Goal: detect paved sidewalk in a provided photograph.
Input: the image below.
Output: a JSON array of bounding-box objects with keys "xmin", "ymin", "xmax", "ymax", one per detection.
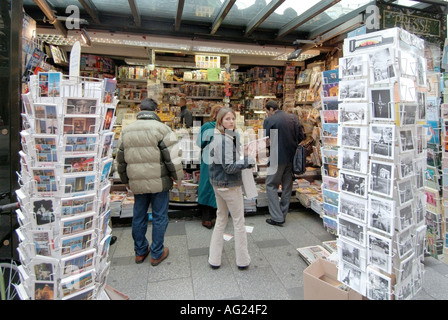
[{"xmin": 106, "ymin": 205, "xmax": 448, "ymax": 300}]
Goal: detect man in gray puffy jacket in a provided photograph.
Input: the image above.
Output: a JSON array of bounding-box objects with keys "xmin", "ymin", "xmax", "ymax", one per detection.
[{"xmin": 116, "ymin": 98, "xmax": 184, "ymax": 265}]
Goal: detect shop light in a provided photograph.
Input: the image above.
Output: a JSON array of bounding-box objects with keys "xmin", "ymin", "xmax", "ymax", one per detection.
[{"xmin": 80, "ymin": 28, "xmax": 91, "ymax": 46}]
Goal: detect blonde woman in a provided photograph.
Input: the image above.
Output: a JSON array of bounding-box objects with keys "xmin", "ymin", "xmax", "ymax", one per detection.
[{"xmin": 208, "ymin": 107, "xmax": 254, "ymax": 270}]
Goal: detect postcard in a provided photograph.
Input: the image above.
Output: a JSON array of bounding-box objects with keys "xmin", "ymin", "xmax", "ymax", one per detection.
[
  {"xmin": 338, "ymin": 148, "xmax": 368, "ymax": 174},
  {"xmin": 323, "ymin": 215, "xmax": 337, "ymax": 235},
  {"xmin": 397, "ymin": 177, "xmax": 414, "ymax": 206},
  {"xmin": 99, "ymin": 209, "xmax": 111, "ymax": 240},
  {"xmin": 323, "ymin": 202, "xmax": 338, "ymax": 218},
  {"xmin": 366, "ymin": 266, "xmax": 392, "ymax": 300},
  {"xmin": 399, "ymin": 103, "xmax": 417, "ymax": 126},
  {"xmin": 367, "ymin": 231, "xmax": 393, "ymax": 274},
  {"xmin": 339, "ymin": 192, "xmax": 367, "ymax": 223},
  {"xmin": 34, "ymin": 118, "xmax": 60, "ymax": 135},
  {"xmin": 61, "ymin": 194, "xmax": 96, "ymax": 217},
  {"xmin": 322, "ymin": 188, "xmax": 339, "ymax": 207},
  {"xmin": 338, "ymin": 102, "xmax": 368, "ymax": 125},
  {"xmin": 414, "ymin": 192, "xmax": 426, "ymax": 225},
  {"xmin": 369, "ymin": 124, "xmax": 396, "ymax": 160},
  {"xmin": 33, "ymin": 103, "xmax": 58, "ymax": 119},
  {"xmin": 399, "ymin": 49, "xmax": 417, "ymax": 77},
  {"xmin": 34, "ymin": 281, "xmax": 56, "ymax": 300},
  {"xmin": 395, "ymin": 225, "xmax": 414, "ymax": 259},
  {"xmin": 397, "ymin": 202, "xmax": 414, "ymax": 232},
  {"xmin": 62, "ymin": 174, "xmax": 97, "ymax": 195},
  {"xmin": 339, "ymin": 171, "xmax": 368, "ymax": 198},
  {"xmin": 338, "ymin": 215, "xmax": 366, "ymax": 247},
  {"xmin": 321, "ymin": 110, "xmax": 338, "ymax": 124},
  {"xmin": 99, "ymin": 158, "xmax": 113, "ymax": 184},
  {"xmin": 61, "ymin": 213, "xmax": 95, "ymax": 236},
  {"xmin": 61, "ymin": 270, "xmax": 94, "ymax": 298},
  {"xmin": 33, "ymin": 134, "xmax": 58, "ymax": 164},
  {"xmin": 416, "ymin": 91, "xmax": 426, "ymax": 120},
  {"xmin": 338, "ymin": 238, "xmax": 366, "ymax": 271},
  {"xmin": 368, "ymin": 194, "xmax": 395, "ymax": 236},
  {"xmin": 369, "ymin": 47, "xmax": 396, "ymax": 85},
  {"xmin": 98, "ymin": 182, "xmax": 111, "ymax": 215},
  {"xmin": 415, "ymin": 224, "xmax": 427, "ymax": 258},
  {"xmin": 103, "ymin": 78, "xmax": 117, "ymax": 104},
  {"xmin": 322, "ymin": 175, "xmax": 339, "ymax": 192},
  {"xmin": 61, "ymin": 248, "xmax": 95, "ymax": 278},
  {"xmin": 322, "ymin": 99, "xmax": 339, "ymax": 110},
  {"xmin": 65, "ymin": 97, "xmax": 99, "ymax": 115},
  {"xmin": 339, "ymin": 54, "xmax": 368, "ymax": 79},
  {"xmin": 32, "ymin": 167, "xmax": 58, "ymax": 194},
  {"xmin": 64, "ymin": 134, "xmax": 98, "ymax": 154},
  {"xmin": 323, "ymin": 163, "xmax": 338, "ymax": 178},
  {"xmin": 63, "ymin": 154, "xmax": 96, "ymax": 174},
  {"xmin": 60, "ymin": 230, "xmax": 94, "ymax": 257},
  {"xmin": 102, "ymin": 107, "xmax": 116, "ymax": 131},
  {"xmin": 100, "ymin": 132, "xmax": 115, "ymax": 158},
  {"xmin": 398, "ymin": 154, "xmax": 414, "ymax": 180},
  {"xmin": 38, "ymin": 72, "xmax": 61, "ymax": 97},
  {"xmin": 369, "ymin": 159, "xmax": 395, "ymax": 199},
  {"xmin": 63, "ymin": 116, "xmax": 99, "ymax": 134},
  {"xmin": 337, "ymin": 260, "xmax": 366, "ymax": 295},
  {"xmin": 338, "ymin": 79, "xmax": 368, "ymax": 101},
  {"xmin": 22, "ymin": 92, "xmax": 34, "ymax": 116},
  {"xmin": 416, "ymin": 55, "xmax": 426, "ymax": 86},
  {"xmin": 32, "ymin": 229, "xmax": 53, "ymax": 257},
  {"xmin": 339, "ymin": 125, "xmax": 368, "ymax": 149},
  {"xmin": 321, "ymin": 148, "xmax": 338, "ymax": 165},
  {"xmin": 370, "ymin": 87, "xmax": 396, "ymax": 121},
  {"xmin": 63, "ymin": 286, "xmax": 95, "ymax": 300},
  {"xmin": 398, "ymin": 127, "xmax": 415, "ymax": 153},
  {"xmin": 31, "ymin": 197, "xmax": 56, "ymax": 228},
  {"xmin": 425, "ymin": 187, "xmax": 441, "ymax": 213}
]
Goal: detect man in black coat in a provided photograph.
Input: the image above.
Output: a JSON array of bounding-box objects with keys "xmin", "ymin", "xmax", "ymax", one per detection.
[{"xmin": 263, "ymin": 100, "xmax": 304, "ymax": 226}]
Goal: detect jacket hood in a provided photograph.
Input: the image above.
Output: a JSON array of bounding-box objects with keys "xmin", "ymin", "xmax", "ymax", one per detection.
[{"xmin": 137, "ymin": 110, "xmax": 161, "ymax": 122}]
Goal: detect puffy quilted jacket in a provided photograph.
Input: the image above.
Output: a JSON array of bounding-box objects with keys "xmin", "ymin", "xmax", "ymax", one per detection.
[{"xmin": 116, "ymin": 111, "xmax": 184, "ymax": 194}]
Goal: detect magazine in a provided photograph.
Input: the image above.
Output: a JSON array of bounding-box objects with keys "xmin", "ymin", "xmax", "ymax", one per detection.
[{"xmin": 296, "ymin": 245, "xmax": 331, "ymax": 265}]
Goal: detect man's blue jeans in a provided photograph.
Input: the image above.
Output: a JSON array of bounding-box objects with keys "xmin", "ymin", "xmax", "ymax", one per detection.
[{"xmin": 132, "ymin": 191, "xmax": 169, "ymax": 260}]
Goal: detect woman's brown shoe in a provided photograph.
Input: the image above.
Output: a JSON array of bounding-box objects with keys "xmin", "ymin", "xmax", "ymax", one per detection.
[{"xmin": 202, "ymin": 221, "xmax": 213, "ymax": 229}]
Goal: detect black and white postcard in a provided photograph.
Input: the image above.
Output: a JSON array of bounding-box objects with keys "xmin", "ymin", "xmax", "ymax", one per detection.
[
  {"xmin": 338, "ymin": 260, "xmax": 366, "ymax": 295},
  {"xmin": 369, "ymin": 124, "xmax": 396, "ymax": 160},
  {"xmin": 65, "ymin": 97, "xmax": 99, "ymax": 115},
  {"xmin": 368, "ymin": 194, "xmax": 395, "ymax": 236},
  {"xmin": 338, "ymin": 103, "xmax": 368, "ymax": 125},
  {"xmin": 339, "ymin": 55, "xmax": 368, "ymax": 78},
  {"xmin": 338, "ymin": 148, "xmax": 368, "ymax": 174},
  {"xmin": 369, "ymin": 160, "xmax": 394, "ymax": 198},
  {"xmin": 339, "ymin": 125, "xmax": 368, "ymax": 149},
  {"xmin": 397, "ymin": 177, "xmax": 414, "ymax": 206},
  {"xmin": 338, "ymin": 79, "xmax": 367, "ymax": 101},
  {"xmin": 396, "ymin": 226, "xmax": 414, "ymax": 259},
  {"xmin": 399, "ymin": 50, "xmax": 417, "ymax": 77},
  {"xmin": 367, "ymin": 266, "xmax": 392, "ymax": 300},
  {"xmin": 398, "ymin": 154, "xmax": 414, "ymax": 180},
  {"xmin": 370, "ymin": 87, "xmax": 395, "ymax": 121},
  {"xmin": 414, "ymin": 192, "xmax": 425, "ymax": 225},
  {"xmin": 369, "ymin": 47, "xmax": 396, "ymax": 84},
  {"xmin": 397, "ymin": 252, "xmax": 414, "ymax": 285},
  {"xmin": 367, "ymin": 231, "xmax": 393, "ymax": 274},
  {"xmin": 338, "ymin": 238, "xmax": 366, "ymax": 271},
  {"xmin": 339, "ymin": 171, "xmax": 368, "ymax": 198},
  {"xmin": 31, "ymin": 198, "xmax": 55, "ymax": 227},
  {"xmin": 339, "ymin": 192, "xmax": 367, "ymax": 223},
  {"xmin": 338, "ymin": 215, "xmax": 366, "ymax": 247},
  {"xmin": 399, "ymin": 103, "xmax": 417, "ymax": 126},
  {"xmin": 398, "ymin": 127, "xmax": 415, "ymax": 154},
  {"xmin": 416, "ymin": 91, "xmax": 426, "ymax": 120},
  {"xmin": 415, "ymin": 224, "xmax": 427, "ymax": 258},
  {"xmin": 397, "ymin": 202, "xmax": 414, "ymax": 232}
]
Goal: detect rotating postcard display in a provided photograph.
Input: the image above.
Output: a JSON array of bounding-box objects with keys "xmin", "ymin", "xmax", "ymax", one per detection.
[
  {"xmin": 336, "ymin": 28, "xmax": 427, "ymax": 300},
  {"xmin": 16, "ymin": 71, "xmax": 118, "ymax": 300}
]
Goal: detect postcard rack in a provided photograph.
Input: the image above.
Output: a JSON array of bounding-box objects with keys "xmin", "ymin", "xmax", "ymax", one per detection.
[
  {"xmin": 330, "ymin": 27, "xmax": 430, "ymax": 300},
  {"xmin": 15, "ymin": 72, "xmax": 118, "ymax": 300}
]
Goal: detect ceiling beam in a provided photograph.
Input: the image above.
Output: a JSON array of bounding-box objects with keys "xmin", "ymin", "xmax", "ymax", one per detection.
[
  {"xmin": 245, "ymin": 0, "xmax": 285, "ymax": 37},
  {"xmin": 276, "ymin": 0, "xmax": 341, "ymax": 40},
  {"xmin": 175, "ymin": 0, "xmax": 185, "ymax": 31},
  {"xmin": 210, "ymin": 0, "xmax": 236, "ymax": 35},
  {"xmin": 33, "ymin": 0, "xmax": 67, "ymax": 37},
  {"xmin": 308, "ymin": 2, "xmax": 371, "ymax": 40},
  {"xmin": 78, "ymin": 0, "xmax": 100, "ymax": 24},
  {"xmin": 128, "ymin": 0, "xmax": 141, "ymax": 27}
]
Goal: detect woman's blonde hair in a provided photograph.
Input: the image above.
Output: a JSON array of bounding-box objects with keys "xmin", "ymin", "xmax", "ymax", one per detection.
[
  {"xmin": 209, "ymin": 104, "xmax": 224, "ymax": 121},
  {"xmin": 215, "ymin": 107, "xmax": 236, "ymax": 134}
]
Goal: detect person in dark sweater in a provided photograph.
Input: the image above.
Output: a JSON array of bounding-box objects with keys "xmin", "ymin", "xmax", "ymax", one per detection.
[
  {"xmin": 263, "ymin": 100, "xmax": 304, "ymax": 226},
  {"xmin": 178, "ymin": 95, "xmax": 193, "ymax": 128}
]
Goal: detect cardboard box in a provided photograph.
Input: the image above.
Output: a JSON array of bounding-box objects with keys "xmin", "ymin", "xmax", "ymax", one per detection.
[{"xmin": 303, "ymin": 258, "xmax": 364, "ymax": 300}]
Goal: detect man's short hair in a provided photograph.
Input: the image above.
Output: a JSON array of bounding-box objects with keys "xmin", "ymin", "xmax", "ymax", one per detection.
[
  {"xmin": 140, "ymin": 98, "xmax": 158, "ymax": 111},
  {"xmin": 265, "ymin": 100, "xmax": 278, "ymax": 111}
]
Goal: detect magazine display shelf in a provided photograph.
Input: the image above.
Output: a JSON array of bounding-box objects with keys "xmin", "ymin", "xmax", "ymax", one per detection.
[
  {"xmin": 334, "ymin": 28, "xmax": 428, "ymax": 300},
  {"xmin": 15, "ymin": 72, "xmax": 118, "ymax": 300}
]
